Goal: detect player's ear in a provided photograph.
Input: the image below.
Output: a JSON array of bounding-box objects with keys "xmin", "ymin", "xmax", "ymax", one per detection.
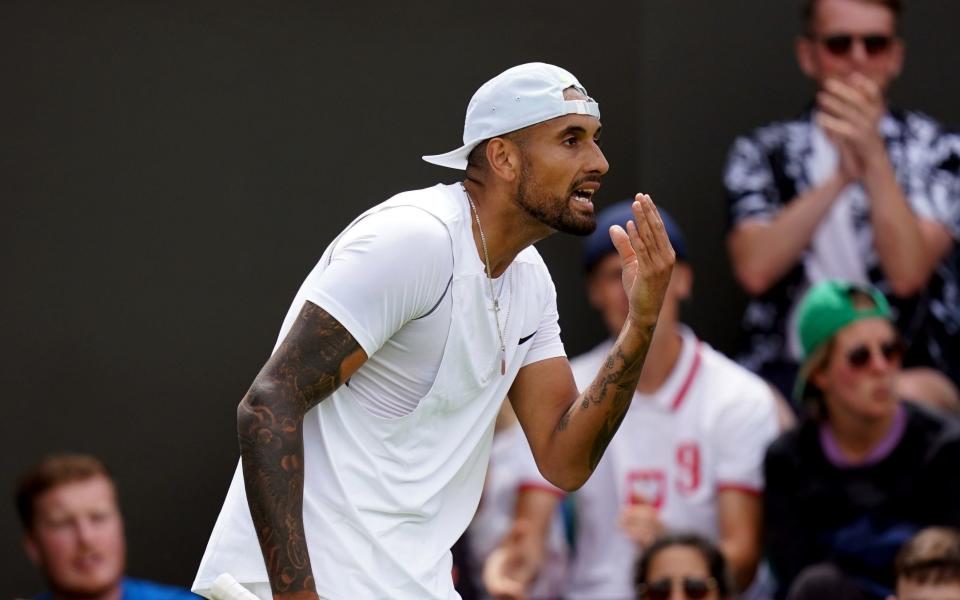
[{"xmin": 485, "ymin": 137, "xmax": 522, "ymax": 183}]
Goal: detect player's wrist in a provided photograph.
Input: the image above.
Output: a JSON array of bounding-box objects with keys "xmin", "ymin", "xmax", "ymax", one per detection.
[{"xmin": 623, "ymin": 311, "xmax": 660, "ymax": 345}]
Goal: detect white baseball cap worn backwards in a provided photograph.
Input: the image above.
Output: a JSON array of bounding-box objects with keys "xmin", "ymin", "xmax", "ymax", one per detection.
[{"xmin": 422, "ymin": 62, "xmax": 601, "ymax": 170}]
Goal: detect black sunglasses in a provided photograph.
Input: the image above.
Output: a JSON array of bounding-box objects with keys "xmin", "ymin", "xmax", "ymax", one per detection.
[
  {"xmin": 816, "ymin": 33, "xmax": 894, "ymax": 57},
  {"xmin": 638, "ymin": 576, "xmax": 717, "ymax": 600},
  {"xmin": 846, "ymin": 339, "xmax": 904, "ymax": 369}
]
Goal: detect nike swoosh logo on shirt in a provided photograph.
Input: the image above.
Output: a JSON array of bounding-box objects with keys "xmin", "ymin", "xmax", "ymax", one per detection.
[{"xmin": 518, "ymin": 331, "xmax": 537, "ymax": 345}]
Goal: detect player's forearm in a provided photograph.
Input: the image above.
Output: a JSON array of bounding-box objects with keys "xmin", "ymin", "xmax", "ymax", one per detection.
[
  {"xmin": 550, "ymin": 317, "xmax": 655, "ymax": 489},
  {"xmin": 862, "ymin": 155, "xmax": 934, "ymax": 295},
  {"xmin": 238, "ymin": 387, "xmax": 318, "ymax": 600},
  {"xmin": 729, "ymin": 175, "xmax": 846, "ymax": 295},
  {"xmin": 235, "ymin": 303, "xmax": 366, "ymax": 600}
]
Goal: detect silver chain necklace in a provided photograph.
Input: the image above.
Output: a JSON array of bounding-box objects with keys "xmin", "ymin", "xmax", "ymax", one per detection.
[{"xmin": 463, "ymin": 184, "xmax": 511, "ymax": 375}]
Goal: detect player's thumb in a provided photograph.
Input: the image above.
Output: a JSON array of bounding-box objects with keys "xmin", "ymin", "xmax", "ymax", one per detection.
[{"xmin": 609, "ymin": 225, "xmax": 635, "ymax": 261}]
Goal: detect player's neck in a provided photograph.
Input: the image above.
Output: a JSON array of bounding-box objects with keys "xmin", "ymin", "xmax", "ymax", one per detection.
[
  {"xmin": 636, "ymin": 322, "xmax": 682, "ymax": 394},
  {"xmin": 462, "ymin": 179, "xmax": 551, "ymax": 277}
]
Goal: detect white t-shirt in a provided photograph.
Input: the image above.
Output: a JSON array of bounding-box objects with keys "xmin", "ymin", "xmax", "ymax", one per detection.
[
  {"xmin": 285, "ymin": 205, "xmax": 557, "ymax": 419},
  {"xmin": 193, "ymin": 184, "xmax": 566, "ymax": 600},
  {"xmin": 562, "ymin": 327, "xmax": 779, "ymax": 600},
  {"xmin": 466, "ymin": 422, "xmax": 568, "ymax": 600}
]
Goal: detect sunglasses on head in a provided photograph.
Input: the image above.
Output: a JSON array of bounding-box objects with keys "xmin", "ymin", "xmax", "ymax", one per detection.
[
  {"xmin": 639, "ymin": 576, "xmax": 717, "ymax": 600},
  {"xmin": 816, "ymin": 33, "xmax": 894, "ymax": 57},
  {"xmin": 846, "ymin": 339, "xmax": 904, "ymax": 369}
]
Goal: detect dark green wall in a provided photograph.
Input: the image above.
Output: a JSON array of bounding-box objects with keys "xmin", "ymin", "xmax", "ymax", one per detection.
[{"xmin": 2, "ymin": 1, "xmax": 958, "ymax": 596}]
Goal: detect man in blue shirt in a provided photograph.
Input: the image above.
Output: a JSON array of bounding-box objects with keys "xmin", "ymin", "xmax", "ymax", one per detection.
[{"xmin": 16, "ymin": 453, "xmax": 197, "ymax": 600}]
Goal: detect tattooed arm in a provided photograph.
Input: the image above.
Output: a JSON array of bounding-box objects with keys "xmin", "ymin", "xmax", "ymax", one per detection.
[
  {"xmin": 509, "ymin": 195, "xmax": 674, "ymax": 491},
  {"xmin": 237, "ymin": 301, "xmax": 367, "ymax": 600}
]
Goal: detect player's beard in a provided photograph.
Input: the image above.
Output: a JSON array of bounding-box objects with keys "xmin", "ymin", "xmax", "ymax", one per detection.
[{"xmin": 515, "ymin": 162, "xmax": 598, "ymax": 236}]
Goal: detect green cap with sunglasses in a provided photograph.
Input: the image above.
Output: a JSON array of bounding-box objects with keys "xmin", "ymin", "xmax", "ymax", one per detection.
[{"xmin": 793, "ymin": 280, "xmax": 892, "ymax": 402}]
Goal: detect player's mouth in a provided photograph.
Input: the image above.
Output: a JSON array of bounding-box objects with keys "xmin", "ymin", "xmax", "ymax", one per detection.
[{"xmin": 571, "ymin": 183, "xmax": 600, "ymax": 210}]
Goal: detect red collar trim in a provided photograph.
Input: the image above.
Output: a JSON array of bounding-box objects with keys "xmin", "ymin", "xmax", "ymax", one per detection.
[{"xmin": 670, "ymin": 340, "xmax": 703, "ymax": 412}]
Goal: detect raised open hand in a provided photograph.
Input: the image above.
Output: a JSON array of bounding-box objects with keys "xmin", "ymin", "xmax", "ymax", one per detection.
[{"xmin": 608, "ymin": 194, "xmax": 676, "ymax": 331}]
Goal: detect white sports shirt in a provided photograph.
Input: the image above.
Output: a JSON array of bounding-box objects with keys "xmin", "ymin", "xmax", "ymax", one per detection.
[
  {"xmin": 193, "ymin": 184, "xmax": 565, "ymax": 600},
  {"xmin": 561, "ymin": 326, "xmax": 779, "ymax": 600}
]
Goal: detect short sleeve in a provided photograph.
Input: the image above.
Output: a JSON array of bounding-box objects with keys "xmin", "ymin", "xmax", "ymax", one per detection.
[
  {"xmin": 924, "ymin": 131, "xmax": 960, "ymax": 240},
  {"xmin": 713, "ymin": 378, "xmax": 780, "ymax": 492},
  {"xmin": 723, "ymin": 135, "xmax": 782, "ymax": 230},
  {"xmin": 520, "ymin": 276, "xmax": 566, "ymax": 367},
  {"xmin": 302, "ymin": 206, "xmax": 452, "ymax": 357}
]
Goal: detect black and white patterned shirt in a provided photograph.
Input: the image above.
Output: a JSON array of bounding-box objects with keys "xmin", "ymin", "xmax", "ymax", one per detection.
[{"xmin": 724, "ymin": 107, "xmax": 960, "ymax": 387}]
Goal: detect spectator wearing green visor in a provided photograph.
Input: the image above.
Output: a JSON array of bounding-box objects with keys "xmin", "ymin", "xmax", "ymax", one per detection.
[{"xmin": 762, "ymin": 280, "xmax": 960, "ymax": 600}]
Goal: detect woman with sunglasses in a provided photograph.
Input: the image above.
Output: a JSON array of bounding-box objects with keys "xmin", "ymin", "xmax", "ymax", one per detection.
[
  {"xmin": 763, "ymin": 280, "xmax": 960, "ymax": 600},
  {"xmin": 635, "ymin": 533, "xmax": 733, "ymax": 600}
]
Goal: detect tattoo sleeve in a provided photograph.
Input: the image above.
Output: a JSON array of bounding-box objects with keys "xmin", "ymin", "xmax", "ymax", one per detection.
[
  {"xmin": 556, "ymin": 321, "xmax": 656, "ymax": 472},
  {"xmin": 237, "ymin": 301, "xmax": 364, "ymax": 598}
]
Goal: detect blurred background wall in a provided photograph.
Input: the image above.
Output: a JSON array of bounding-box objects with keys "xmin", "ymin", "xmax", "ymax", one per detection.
[{"xmin": 2, "ymin": 1, "xmax": 958, "ymax": 595}]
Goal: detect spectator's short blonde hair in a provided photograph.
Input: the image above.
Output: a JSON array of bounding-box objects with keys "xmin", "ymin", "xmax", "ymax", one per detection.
[{"xmin": 15, "ymin": 453, "xmax": 114, "ymax": 530}]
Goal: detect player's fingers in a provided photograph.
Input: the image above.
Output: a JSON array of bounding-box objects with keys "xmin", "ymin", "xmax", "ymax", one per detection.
[
  {"xmin": 610, "ymin": 224, "xmax": 638, "ymax": 264},
  {"xmin": 641, "ymin": 196, "xmax": 674, "ymax": 263},
  {"xmin": 627, "ymin": 219, "xmax": 653, "ymax": 271},
  {"xmin": 610, "ymin": 221, "xmax": 637, "ymax": 274},
  {"xmin": 629, "ymin": 199, "xmax": 656, "ymax": 266},
  {"xmin": 634, "ymin": 196, "xmax": 660, "ymax": 248}
]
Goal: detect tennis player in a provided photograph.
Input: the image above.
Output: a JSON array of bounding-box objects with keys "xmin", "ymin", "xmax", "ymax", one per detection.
[{"xmin": 193, "ymin": 62, "xmax": 675, "ymax": 600}]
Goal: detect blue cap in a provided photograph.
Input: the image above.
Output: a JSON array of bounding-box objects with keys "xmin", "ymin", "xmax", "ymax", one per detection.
[{"xmin": 583, "ymin": 200, "xmax": 688, "ymax": 271}]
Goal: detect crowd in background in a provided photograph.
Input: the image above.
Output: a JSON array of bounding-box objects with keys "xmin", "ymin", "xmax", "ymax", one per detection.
[
  {"xmin": 458, "ymin": 0, "xmax": 960, "ymax": 599},
  {"xmin": 13, "ymin": 0, "xmax": 960, "ymax": 599}
]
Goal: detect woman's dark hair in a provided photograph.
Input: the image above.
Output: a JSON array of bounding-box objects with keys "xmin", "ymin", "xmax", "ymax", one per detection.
[{"xmin": 635, "ymin": 532, "xmax": 733, "ymax": 598}]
